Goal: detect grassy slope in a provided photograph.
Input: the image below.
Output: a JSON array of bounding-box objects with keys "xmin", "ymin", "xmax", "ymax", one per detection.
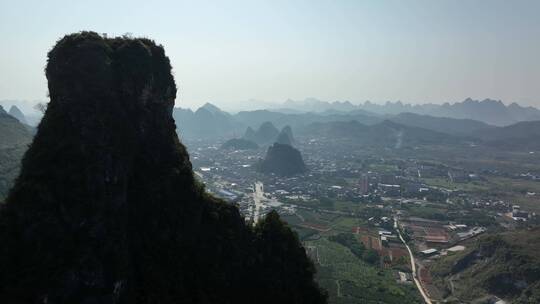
[
  {"xmin": 430, "ymin": 228, "xmax": 540, "ymax": 303},
  {"xmin": 306, "ymin": 238, "xmax": 421, "ymax": 304}
]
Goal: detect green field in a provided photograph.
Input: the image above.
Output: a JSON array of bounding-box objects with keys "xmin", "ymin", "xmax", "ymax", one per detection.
[
  {"xmin": 421, "ymin": 177, "xmax": 489, "ymax": 192},
  {"xmin": 421, "ymin": 174, "xmax": 540, "ymax": 213},
  {"xmin": 306, "ymin": 238, "xmax": 421, "ymax": 304},
  {"xmin": 283, "ymin": 207, "xmax": 421, "ymax": 303},
  {"xmin": 330, "ymin": 216, "xmax": 362, "ymax": 233},
  {"xmin": 369, "ymin": 163, "xmax": 398, "ymax": 173}
]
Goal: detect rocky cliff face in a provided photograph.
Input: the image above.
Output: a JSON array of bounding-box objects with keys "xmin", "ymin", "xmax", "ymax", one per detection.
[{"xmin": 0, "ymin": 32, "xmax": 325, "ymax": 304}]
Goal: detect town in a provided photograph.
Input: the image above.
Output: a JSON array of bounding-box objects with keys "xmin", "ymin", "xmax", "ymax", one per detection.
[{"xmin": 185, "ymin": 133, "xmax": 539, "ymax": 303}]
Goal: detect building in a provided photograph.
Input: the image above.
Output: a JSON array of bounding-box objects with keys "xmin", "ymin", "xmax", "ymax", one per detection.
[
  {"xmin": 420, "ymin": 248, "xmax": 438, "ymax": 257},
  {"xmin": 397, "ymin": 271, "xmax": 412, "ymax": 283},
  {"xmin": 512, "ymin": 205, "xmax": 529, "ymax": 220},
  {"xmin": 359, "ymin": 174, "xmax": 369, "ymax": 194}
]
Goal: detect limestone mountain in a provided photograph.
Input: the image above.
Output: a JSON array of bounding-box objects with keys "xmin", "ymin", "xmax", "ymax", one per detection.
[
  {"xmin": 275, "ymin": 131, "xmax": 292, "ymax": 146},
  {"xmin": 0, "ymin": 107, "xmax": 32, "ymax": 199},
  {"xmin": 0, "ymin": 107, "xmax": 32, "ymax": 148},
  {"xmin": 243, "ymin": 126, "xmax": 257, "ymax": 142},
  {"xmin": 8, "ymin": 105, "xmax": 27, "ymax": 125},
  {"xmin": 275, "ymin": 125, "xmax": 294, "ymax": 146},
  {"xmin": 173, "ymin": 103, "xmax": 242, "ymax": 139},
  {"xmin": 281, "ymin": 125, "xmax": 294, "ymax": 140},
  {"xmin": 243, "ymin": 121, "xmax": 280, "ymax": 145},
  {"xmin": 235, "ymin": 110, "xmax": 381, "ymax": 131},
  {"xmin": 257, "ymin": 143, "xmax": 307, "ymax": 176},
  {"xmin": 427, "ymin": 98, "xmax": 521, "ymax": 126},
  {"xmin": 0, "ymin": 32, "xmax": 326, "ymax": 304}
]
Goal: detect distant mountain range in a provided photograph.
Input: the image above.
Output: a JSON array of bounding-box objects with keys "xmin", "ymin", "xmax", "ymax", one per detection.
[
  {"xmin": 174, "ymin": 103, "xmax": 381, "ymax": 140},
  {"xmin": 300, "ymin": 117, "xmax": 540, "ymax": 150},
  {"xmin": 300, "ymin": 120, "xmax": 463, "ymax": 148},
  {"xmin": 263, "ymin": 98, "xmax": 540, "ymax": 126},
  {"xmin": 5, "ymin": 97, "xmax": 540, "ymax": 129},
  {"xmin": 173, "ymin": 103, "xmax": 244, "ymax": 139},
  {"xmin": 471, "ymin": 120, "xmax": 540, "ymax": 150},
  {"xmin": 174, "ymin": 101, "xmax": 540, "ymax": 150},
  {"xmin": 4, "ymin": 98, "xmax": 540, "ymax": 153}
]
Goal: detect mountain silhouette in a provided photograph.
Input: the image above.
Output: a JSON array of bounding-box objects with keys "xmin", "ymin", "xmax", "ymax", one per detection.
[
  {"xmin": 0, "ymin": 32, "xmax": 326, "ymax": 304},
  {"xmin": 8, "ymin": 105, "xmax": 27, "ymax": 125},
  {"xmin": 243, "ymin": 121, "xmax": 280, "ymax": 145}
]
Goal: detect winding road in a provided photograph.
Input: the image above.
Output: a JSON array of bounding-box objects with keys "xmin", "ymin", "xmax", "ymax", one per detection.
[{"xmin": 395, "ymin": 218, "xmax": 433, "ymax": 304}]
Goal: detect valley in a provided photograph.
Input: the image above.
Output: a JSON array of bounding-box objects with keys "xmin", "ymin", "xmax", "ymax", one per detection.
[
  {"xmin": 179, "ymin": 105, "xmax": 540, "ymax": 303},
  {"xmin": 2, "ymin": 99, "xmax": 540, "ymax": 303}
]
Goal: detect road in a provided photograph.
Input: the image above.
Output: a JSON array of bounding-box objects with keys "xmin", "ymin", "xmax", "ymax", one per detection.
[
  {"xmin": 395, "ymin": 218, "xmax": 433, "ymax": 304},
  {"xmin": 253, "ymin": 182, "xmax": 264, "ymax": 222}
]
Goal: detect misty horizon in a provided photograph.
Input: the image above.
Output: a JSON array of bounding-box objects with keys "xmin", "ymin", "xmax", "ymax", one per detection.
[
  {"xmin": 2, "ymin": 96, "xmax": 539, "ymax": 115},
  {"xmin": 2, "ymin": 0, "xmax": 540, "ymax": 109}
]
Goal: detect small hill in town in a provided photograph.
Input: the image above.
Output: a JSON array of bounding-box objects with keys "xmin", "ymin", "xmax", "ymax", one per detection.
[
  {"xmin": 257, "ymin": 143, "xmax": 307, "ymax": 176},
  {"xmin": 221, "ymin": 138, "xmax": 259, "ymax": 150}
]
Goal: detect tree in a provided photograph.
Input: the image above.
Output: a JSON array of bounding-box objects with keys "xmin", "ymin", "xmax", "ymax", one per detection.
[
  {"xmin": 253, "ymin": 211, "xmax": 328, "ymax": 304},
  {"xmin": 362, "ymin": 249, "xmax": 380, "ymax": 265}
]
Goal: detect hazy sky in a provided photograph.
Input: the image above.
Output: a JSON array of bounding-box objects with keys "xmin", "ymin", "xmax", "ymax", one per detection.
[{"xmin": 1, "ymin": 0, "xmax": 539, "ymax": 110}]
